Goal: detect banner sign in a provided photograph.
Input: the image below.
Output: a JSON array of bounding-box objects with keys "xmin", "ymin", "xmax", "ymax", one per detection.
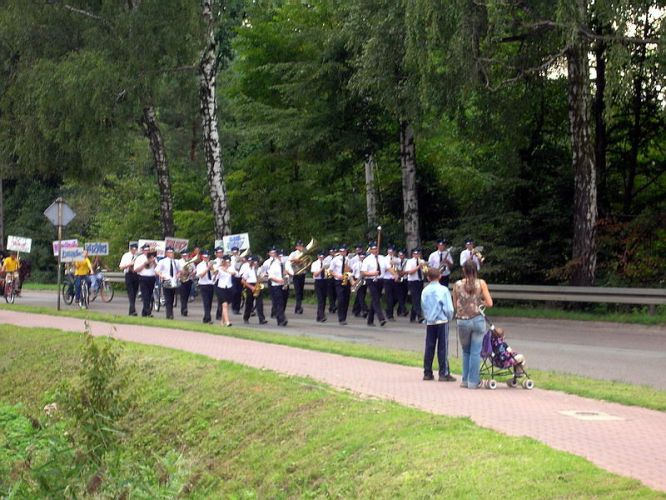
[
  {"xmin": 138, "ymin": 239, "xmax": 166, "ymax": 257},
  {"xmin": 7, "ymin": 235, "xmax": 32, "ymax": 253},
  {"xmin": 164, "ymin": 237, "xmax": 189, "ymax": 254},
  {"xmin": 221, "ymin": 233, "xmax": 250, "ymax": 253},
  {"xmin": 85, "ymin": 242, "xmax": 109, "ymax": 256},
  {"xmin": 53, "ymin": 239, "xmax": 79, "ymax": 256},
  {"xmin": 61, "ymin": 247, "xmax": 84, "ymax": 263}
]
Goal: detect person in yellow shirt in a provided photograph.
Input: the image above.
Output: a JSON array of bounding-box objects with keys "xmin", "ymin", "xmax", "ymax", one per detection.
[
  {"xmin": 2, "ymin": 252, "xmax": 20, "ymax": 294},
  {"xmin": 74, "ymin": 250, "xmax": 94, "ymax": 307}
]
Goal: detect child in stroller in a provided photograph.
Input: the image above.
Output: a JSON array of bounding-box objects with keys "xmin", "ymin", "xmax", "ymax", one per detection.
[{"xmin": 479, "ymin": 318, "xmax": 534, "ymax": 390}]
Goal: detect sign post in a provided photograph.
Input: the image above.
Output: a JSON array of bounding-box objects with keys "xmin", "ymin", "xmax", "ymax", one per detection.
[{"xmin": 44, "ymin": 198, "xmax": 76, "ymax": 310}]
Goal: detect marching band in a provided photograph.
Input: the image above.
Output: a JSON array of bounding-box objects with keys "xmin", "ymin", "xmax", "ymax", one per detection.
[{"xmin": 118, "ymin": 235, "xmax": 484, "ymax": 328}]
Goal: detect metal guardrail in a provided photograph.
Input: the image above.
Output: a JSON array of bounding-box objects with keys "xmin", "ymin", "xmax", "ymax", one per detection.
[{"xmin": 106, "ymin": 272, "xmax": 665, "ymax": 308}]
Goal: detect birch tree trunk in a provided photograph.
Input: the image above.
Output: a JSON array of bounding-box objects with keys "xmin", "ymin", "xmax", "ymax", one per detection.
[
  {"xmin": 593, "ymin": 36, "xmax": 608, "ymax": 216},
  {"xmin": 140, "ymin": 106, "xmax": 175, "ymax": 238},
  {"xmin": 364, "ymin": 153, "xmax": 378, "ymax": 230},
  {"xmin": 399, "ymin": 120, "xmax": 421, "ymax": 252},
  {"xmin": 0, "ymin": 178, "xmax": 4, "ymax": 251},
  {"xmin": 200, "ymin": 0, "xmax": 231, "ymax": 238},
  {"xmin": 566, "ymin": 12, "xmax": 597, "ymax": 286}
]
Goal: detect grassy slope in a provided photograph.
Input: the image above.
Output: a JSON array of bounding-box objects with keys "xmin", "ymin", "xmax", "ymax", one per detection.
[
  {"xmin": 0, "ymin": 325, "xmax": 661, "ymax": 498},
  {"xmin": 2, "ymin": 303, "xmax": 666, "ymax": 412}
]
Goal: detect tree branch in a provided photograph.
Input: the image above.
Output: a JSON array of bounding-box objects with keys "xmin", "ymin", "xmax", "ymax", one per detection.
[
  {"xmin": 48, "ymin": 1, "xmax": 118, "ymax": 36},
  {"xmin": 482, "ymin": 47, "xmax": 567, "ymax": 92},
  {"xmin": 579, "ymin": 26, "xmax": 661, "ymax": 46}
]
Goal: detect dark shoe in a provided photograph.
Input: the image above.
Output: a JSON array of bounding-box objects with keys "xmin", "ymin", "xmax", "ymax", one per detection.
[
  {"xmin": 129, "ymin": 312, "xmax": 137, "ymax": 317},
  {"xmin": 439, "ymin": 374, "xmax": 457, "ymax": 382},
  {"xmin": 259, "ymin": 320, "xmax": 268, "ymax": 325},
  {"xmin": 243, "ymin": 320, "xmax": 249, "ymax": 324},
  {"xmin": 339, "ymin": 321, "xmax": 347, "ymax": 326},
  {"xmin": 367, "ymin": 323, "xmax": 375, "ymax": 327},
  {"xmin": 380, "ymin": 320, "xmax": 386, "ymax": 327},
  {"xmin": 388, "ymin": 317, "xmax": 396, "ymax": 322},
  {"xmin": 203, "ymin": 319, "xmax": 212, "ymax": 324},
  {"xmin": 279, "ymin": 320, "xmax": 288, "ymax": 327},
  {"xmin": 181, "ymin": 312, "xmax": 188, "ymax": 317},
  {"xmin": 423, "ymin": 374, "xmax": 435, "ymax": 381},
  {"xmin": 166, "ymin": 315, "xmax": 174, "ymax": 320}
]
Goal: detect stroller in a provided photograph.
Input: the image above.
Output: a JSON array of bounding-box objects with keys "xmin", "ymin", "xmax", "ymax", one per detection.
[{"xmin": 479, "ymin": 309, "xmax": 534, "ymax": 390}]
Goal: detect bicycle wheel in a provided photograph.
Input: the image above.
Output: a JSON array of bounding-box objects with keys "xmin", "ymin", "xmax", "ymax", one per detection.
[
  {"xmin": 5, "ymin": 282, "xmax": 14, "ymax": 304},
  {"xmin": 100, "ymin": 281, "xmax": 114, "ymax": 303},
  {"xmin": 62, "ymin": 282, "xmax": 74, "ymax": 305},
  {"xmin": 153, "ymin": 285, "xmax": 161, "ymax": 312},
  {"xmin": 81, "ymin": 281, "xmax": 89, "ymax": 308}
]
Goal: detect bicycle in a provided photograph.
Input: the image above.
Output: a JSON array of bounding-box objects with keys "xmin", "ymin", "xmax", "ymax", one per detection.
[
  {"xmin": 3, "ymin": 272, "xmax": 18, "ymax": 304},
  {"xmin": 62, "ymin": 271, "xmax": 76, "ymax": 305},
  {"xmin": 78, "ymin": 277, "xmax": 90, "ymax": 309},
  {"xmin": 89, "ymin": 269, "xmax": 115, "ymax": 303},
  {"xmin": 152, "ymin": 279, "xmax": 178, "ymax": 313}
]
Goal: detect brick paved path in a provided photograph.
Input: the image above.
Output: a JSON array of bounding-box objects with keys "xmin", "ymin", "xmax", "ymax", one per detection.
[{"xmin": 2, "ymin": 310, "xmax": 665, "ymax": 492}]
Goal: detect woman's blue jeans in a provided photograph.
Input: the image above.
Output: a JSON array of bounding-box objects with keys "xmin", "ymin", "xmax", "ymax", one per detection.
[{"xmin": 457, "ymin": 315, "xmax": 486, "ymax": 388}]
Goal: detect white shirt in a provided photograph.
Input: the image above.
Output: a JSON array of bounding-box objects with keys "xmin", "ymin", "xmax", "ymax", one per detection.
[
  {"xmin": 196, "ymin": 260, "xmax": 216, "ymax": 285},
  {"xmin": 119, "ymin": 251, "xmax": 137, "ymax": 274},
  {"xmin": 230, "ymin": 253, "xmax": 242, "ymax": 271},
  {"xmin": 352, "ymin": 259, "xmax": 364, "ymax": 279},
  {"xmin": 329, "ymin": 254, "xmax": 349, "ymax": 280},
  {"xmin": 396, "ymin": 257, "xmax": 408, "ymax": 281},
  {"xmin": 460, "ymin": 249, "xmax": 481, "ymax": 270},
  {"xmin": 156, "ymin": 257, "xmax": 181, "ymax": 282},
  {"xmin": 216, "ymin": 265, "xmax": 235, "ymax": 288},
  {"xmin": 428, "ymin": 250, "xmax": 453, "ymax": 276},
  {"xmin": 265, "ymin": 257, "xmax": 284, "ymax": 287},
  {"xmin": 133, "ymin": 253, "xmax": 156, "ymax": 277},
  {"xmin": 239, "ymin": 262, "xmax": 258, "ymax": 284},
  {"xmin": 177, "ymin": 258, "xmax": 194, "ymax": 282},
  {"xmin": 404, "ymin": 257, "xmax": 424, "ymax": 282},
  {"xmin": 382, "ymin": 254, "xmax": 397, "ymax": 280},
  {"xmin": 311, "ymin": 259, "xmax": 326, "ymax": 280},
  {"xmin": 361, "ymin": 253, "xmax": 384, "ymax": 279}
]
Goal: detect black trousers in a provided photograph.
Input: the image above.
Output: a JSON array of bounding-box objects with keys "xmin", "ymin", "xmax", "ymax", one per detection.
[
  {"xmin": 424, "ymin": 323, "xmax": 450, "ymax": 377},
  {"xmin": 395, "ymin": 280, "xmax": 408, "ymax": 316},
  {"xmin": 163, "ymin": 285, "xmax": 176, "ymax": 319},
  {"xmin": 314, "ymin": 279, "xmax": 327, "ymax": 321},
  {"xmin": 367, "ymin": 280, "xmax": 385, "ymax": 325},
  {"xmin": 408, "ymin": 281, "xmax": 424, "ymax": 321},
  {"xmin": 125, "ymin": 272, "xmax": 139, "ymax": 315},
  {"xmin": 282, "ymin": 285, "xmax": 289, "ymax": 313},
  {"xmin": 335, "ymin": 281, "xmax": 351, "ymax": 322},
  {"xmin": 138, "ymin": 276, "xmax": 156, "ymax": 317},
  {"xmin": 293, "ymin": 273, "xmax": 305, "ymax": 312},
  {"xmin": 199, "ymin": 284, "xmax": 214, "ymax": 323},
  {"xmin": 352, "ymin": 284, "xmax": 368, "ymax": 316},
  {"xmin": 243, "ymin": 288, "xmax": 265, "ymax": 322},
  {"xmin": 179, "ymin": 280, "xmax": 193, "ymax": 315},
  {"xmin": 383, "ymin": 279, "xmax": 396, "ymax": 319},
  {"xmin": 269, "ymin": 285, "xmax": 286, "ymax": 325},
  {"xmin": 231, "ymin": 276, "xmax": 243, "ymax": 313},
  {"xmin": 327, "ymin": 278, "xmax": 337, "ymax": 312}
]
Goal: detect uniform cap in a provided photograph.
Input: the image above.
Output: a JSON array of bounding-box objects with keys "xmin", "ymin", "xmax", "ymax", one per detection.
[{"xmin": 129, "ymin": 242, "xmax": 138, "ymax": 249}]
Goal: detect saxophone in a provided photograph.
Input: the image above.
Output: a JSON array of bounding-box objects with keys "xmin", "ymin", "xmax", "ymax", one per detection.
[{"xmin": 253, "ymin": 271, "xmax": 266, "ymax": 298}]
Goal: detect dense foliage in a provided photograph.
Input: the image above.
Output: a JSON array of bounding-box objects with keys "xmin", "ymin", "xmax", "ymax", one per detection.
[{"xmin": 0, "ymin": 0, "xmax": 664, "ymax": 286}]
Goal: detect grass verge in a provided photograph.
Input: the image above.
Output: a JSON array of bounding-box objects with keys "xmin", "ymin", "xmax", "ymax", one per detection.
[
  {"xmin": 2, "ymin": 303, "xmax": 665, "ymax": 412},
  {"xmin": 1, "ymin": 325, "xmax": 662, "ymax": 497}
]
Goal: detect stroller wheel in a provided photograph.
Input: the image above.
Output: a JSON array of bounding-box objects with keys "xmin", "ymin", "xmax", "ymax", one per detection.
[
  {"xmin": 507, "ymin": 379, "xmax": 518, "ymax": 388},
  {"xmin": 522, "ymin": 379, "xmax": 534, "ymax": 390},
  {"xmin": 487, "ymin": 379, "xmax": 497, "ymax": 390}
]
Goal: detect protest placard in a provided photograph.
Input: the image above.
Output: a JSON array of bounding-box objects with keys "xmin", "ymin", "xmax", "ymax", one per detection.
[
  {"xmin": 84, "ymin": 242, "xmax": 109, "ymax": 256},
  {"xmin": 53, "ymin": 239, "xmax": 79, "ymax": 256},
  {"xmin": 61, "ymin": 247, "xmax": 84, "ymax": 263},
  {"xmin": 138, "ymin": 239, "xmax": 166, "ymax": 257},
  {"xmin": 220, "ymin": 233, "xmax": 250, "ymax": 253},
  {"xmin": 7, "ymin": 236, "xmax": 32, "ymax": 253},
  {"xmin": 164, "ymin": 237, "xmax": 189, "ymax": 254}
]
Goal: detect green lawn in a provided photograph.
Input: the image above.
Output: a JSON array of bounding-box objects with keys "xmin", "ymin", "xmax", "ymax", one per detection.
[
  {"xmin": 0, "ymin": 325, "xmax": 661, "ymax": 498},
  {"xmin": 2, "ymin": 303, "xmax": 665, "ymax": 412}
]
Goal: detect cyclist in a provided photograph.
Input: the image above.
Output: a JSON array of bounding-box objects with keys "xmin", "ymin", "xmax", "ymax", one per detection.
[
  {"xmin": 90, "ymin": 255, "xmax": 106, "ymax": 294},
  {"xmin": 1, "ymin": 251, "xmax": 21, "ymax": 294},
  {"xmin": 73, "ymin": 250, "xmax": 94, "ymax": 308}
]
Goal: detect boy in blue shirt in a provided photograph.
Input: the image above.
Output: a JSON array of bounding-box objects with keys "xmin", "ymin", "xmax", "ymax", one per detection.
[{"xmin": 421, "ymin": 267, "xmax": 456, "ymax": 381}]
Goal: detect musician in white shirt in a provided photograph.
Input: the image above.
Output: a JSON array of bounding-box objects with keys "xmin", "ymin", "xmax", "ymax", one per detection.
[
  {"xmin": 361, "ymin": 242, "xmax": 386, "ymax": 327},
  {"xmin": 351, "ymin": 252, "xmax": 368, "ymax": 318},
  {"xmin": 215, "ymin": 255, "xmax": 236, "ymax": 327},
  {"xmin": 310, "ymin": 251, "xmax": 327, "ymax": 322},
  {"xmin": 329, "ymin": 244, "xmax": 352, "ymax": 325},
  {"xmin": 133, "ymin": 243, "xmax": 157, "ymax": 317},
  {"xmin": 404, "ymin": 248, "xmax": 425, "ymax": 323},
  {"xmin": 265, "ymin": 247, "xmax": 288, "ymax": 326},
  {"xmin": 118, "ymin": 242, "xmax": 139, "ymax": 316},
  {"xmin": 323, "ymin": 247, "xmax": 337, "ymax": 314},
  {"xmin": 239, "ymin": 255, "xmax": 267, "ymax": 325},
  {"xmin": 289, "ymin": 240, "xmax": 306, "ymax": 315},
  {"xmin": 177, "ymin": 251, "xmax": 197, "ymax": 318},
  {"xmin": 382, "ymin": 245, "xmax": 399, "ymax": 321},
  {"xmin": 230, "ymin": 246, "xmax": 243, "ymax": 315},
  {"xmin": 459, "ymin": 238, "xmax": 482, "ymax": 271},
  {"xmin": 428, "ymin": 239, "xmax": 454, "ymax": 287},
  {"xmin": 279, "ymin": 249, "xmax": 293, "ymax": 315},
  {"xmin": 395, "ymin": 249, "xmax": 409, "ymax": 316},
  {"xmin": 213, "ymin": 247, "xmax": 225, "ymax": 321},
  {"xmin": 155, "ymin": 246, "xmax": 181, "ymax": 320},
  {"xmin": 195, "ymin": 250, "xmax": 215, "ymax": 324}
]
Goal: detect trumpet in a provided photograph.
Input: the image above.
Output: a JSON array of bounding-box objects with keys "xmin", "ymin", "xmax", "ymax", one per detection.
[
  {"xmin": 420, "ymin": 259, "xmax": 429, "ymax": 275},
  {"xmin": 341, "ymin": 271, "xmax": 354, "ymax": 287},
  {"xmin": 472, "ymin": 246, "xmax": 485, "ymax": 264}
]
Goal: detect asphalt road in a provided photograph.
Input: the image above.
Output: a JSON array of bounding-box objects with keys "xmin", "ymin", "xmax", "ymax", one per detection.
[{"xmin": 14, "ymin": 289, "xmax": 666, "ymax": 390}]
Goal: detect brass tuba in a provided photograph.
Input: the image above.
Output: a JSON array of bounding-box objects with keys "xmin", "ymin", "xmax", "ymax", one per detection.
[
  {"xmin": 180, "ymin": 255, "xmax": 200, "ymax": 283},
  {"xmin": 293, "ymin": 238, "xmax": 318, "ymax": 275}
]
